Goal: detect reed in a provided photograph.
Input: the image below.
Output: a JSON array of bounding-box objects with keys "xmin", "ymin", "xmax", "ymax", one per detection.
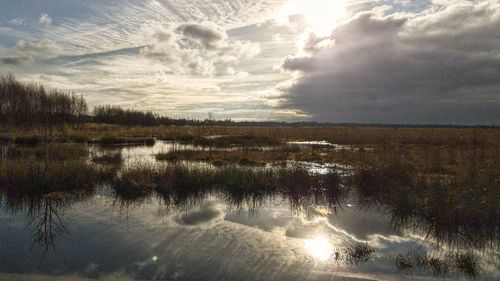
[
  {"xmin": 0, "ymin": 160, "xmax": 105, "ymax": 197},
  {"xmin": 394, "ymin": 251, "xmax": 480, "ymax": 280}
]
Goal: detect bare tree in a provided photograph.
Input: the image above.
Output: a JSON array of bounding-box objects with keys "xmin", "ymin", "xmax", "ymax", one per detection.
[{"xmin": 0, "ymin": 74, "xmax": 89, "ymax": 168}]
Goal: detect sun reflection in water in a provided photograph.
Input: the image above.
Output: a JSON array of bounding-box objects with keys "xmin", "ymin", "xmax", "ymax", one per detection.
[{"xmin": 304, "ymin": 236, "xmax": 334, "ymax": 262}]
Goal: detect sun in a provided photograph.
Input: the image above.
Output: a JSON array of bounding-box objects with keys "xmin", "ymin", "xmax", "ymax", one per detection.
[
  {"xmin": 277, "ymin": 0, "xmax": 347, "ymax": 36},
  {"xmin": 302, "ymin": 0, "xmax": 347, "ymax": 35},
  {"xmin": 304, "ymin": 236, "xmax": 334, "ymax": 262}
]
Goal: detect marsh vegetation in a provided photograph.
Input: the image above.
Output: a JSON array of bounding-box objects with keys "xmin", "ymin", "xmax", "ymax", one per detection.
[
  {"xmin": 1, "ymin": 134, "xmax": 497, "ymax": 280},
  {"xmin": 0, "ymin": 75, "xmax": 498, "ymax": 280}
]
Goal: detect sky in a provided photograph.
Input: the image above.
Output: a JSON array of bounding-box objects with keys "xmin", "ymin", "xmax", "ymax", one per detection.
[{"xmin": 0, "ymin": 0, "xmax": 499, "ymax": 124}]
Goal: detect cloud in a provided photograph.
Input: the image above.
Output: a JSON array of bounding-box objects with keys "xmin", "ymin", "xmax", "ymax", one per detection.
[
  {"xmin": 13, "ymin": 39, "xmax": 61, "ymax": 57},
  {"xmin": 176, "ymin": 23, "xmax": 225, "ymax": 49},
  {"xmin": 8, "ymin": 18, "xmax": 25, "ymax": 26},
  {"xmin": 278, "ymin": 1, "xmax": 500, "ymax": 124},
  {"xmin": 175, "ymin": 201, "xmax": 224, "ymax": 226},
  {"xmin": 140, "ymin": 23, "xmax": 260, "ymax": 76},
  {"xmin": 4, "ymin": 0, "xmax": 497, "ymax": 123},
  {"xmin": 0, "ymin": 1, "xmax": 289, "ymax": 120},
  {"xmin": 1, "ymin": 39, "xmax": 61, "ymax": 65},
  {"xmin": 39, "ymin": 13, "xmax": 52, "ymax": 26},
  {"xmin": 1, "ymin": 56, "xmax": 34, "ymax": 66}
]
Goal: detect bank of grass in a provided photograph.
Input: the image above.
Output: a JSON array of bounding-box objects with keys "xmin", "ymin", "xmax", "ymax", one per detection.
[
  {"xmin": 1, "ymin": 123, "xmax": 498, "ymax": 147},
  {"xmin": 90, "ymin": 136, "xmax": 155, "ymax": 146},
  {"xmin": 159, "ymin": 134, "xmax": 283, "ymax": 147},
  {"xmin": 0, "ymin": 160, "xmax": 111, "ymax": 197},
  {"xmin": 0, "ymin": 150, "xmax": 346, "ymax": 209},
  {"xmin": 156, "ymin": 145, "xmax": 302, "ymax": 165},
  {"xmin": 155, "ymin": 145, "xmax": 338, "ymax": 165},
  {"xmin": 2, "ymin": 144, "xmax": 88, "ymax": 161},
  {"xmin": 112, "ymin": 165, "xmax": 156, "ymax": 201},
  {"xmin": 155, "ymin": 139, "xmax": 500, "ymax": 178},
  {"xmin": 192, "ymin": 135, "xmax": 281, "ymax": 147},
  {"xmin": 109, "ymin": 163, "xmax": 347, "ymax": 209}
]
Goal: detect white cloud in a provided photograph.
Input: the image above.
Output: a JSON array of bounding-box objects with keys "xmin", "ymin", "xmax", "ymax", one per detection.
[
  {"xmin": 38, "ymin": 13, "xmax": 52, "ymax": 26},
  {"xmin": 140, "ymin": 23, "xmax": 260, "ymax": 76},
  {"xmin": 13, "ymin": 39, "xmax": 61, "ymax": 57},
  {"xmin": 0, "ymin": 1, "xmax": 291, "ymax": 120},
  {"xmin": 1, "ymin": 39, "xmax": 62, "ymax": 66},
  {"xmin": 8, "ymin": 18, "xmax": 25, "ymax": 26}
]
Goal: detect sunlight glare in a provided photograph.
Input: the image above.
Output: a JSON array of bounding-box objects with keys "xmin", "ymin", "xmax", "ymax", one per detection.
[
  {"xmin": 277, "ymin": 0, "xmax": 347, "ymax": 36},
  {"xmin": 304, "ymin": 236, "xmax": 334, "ymax": 262}
]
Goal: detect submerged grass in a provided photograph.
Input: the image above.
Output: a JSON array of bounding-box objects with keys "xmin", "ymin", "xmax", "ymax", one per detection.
[
  {"xmin": 454, "ymin": 253, "xmax": 481, "ymax": 281},
  {"xmin": 394, "ymin": 251, "xmax": 481, "ymax": 280},
  {"xmin": 350, "ymin": 148, "xmax": 500, "ymax": 250},
  {"xmin": 338, "ymin": 243, "xmax": 376, "ymax": 265},
  {"xmin": 91, "ymin": 149, "xmax": 123, "ymax": 165}
]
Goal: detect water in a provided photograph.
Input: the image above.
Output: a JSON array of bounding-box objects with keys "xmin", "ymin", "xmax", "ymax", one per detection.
[
  {"xmin": 0, "ymin": 142, "xmax": 498, "ymax": 281},
  {"xmin": 288, "ymin": 140, "xmax": 350, "ymax": 149},
  {"xmin": 0, "ymin": 194, "xmax": 412, "ymax": 280}
]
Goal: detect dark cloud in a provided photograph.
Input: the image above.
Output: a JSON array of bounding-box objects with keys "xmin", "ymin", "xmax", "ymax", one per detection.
[
  {"xmin": 176, "ymin": 23, "xmax": 225, "ymax": 49},
  {"xmin": 279, "ymin": 3, "xmax": 500, "ymax": 125},
  {"xmin": 1, "ymin": 56, "xmax": 34, "ymax": 66}
]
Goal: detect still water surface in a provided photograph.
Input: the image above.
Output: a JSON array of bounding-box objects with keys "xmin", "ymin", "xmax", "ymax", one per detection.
[{"xmin": 0, "ymin": 141, "xmax": 498, "ymax": 280}]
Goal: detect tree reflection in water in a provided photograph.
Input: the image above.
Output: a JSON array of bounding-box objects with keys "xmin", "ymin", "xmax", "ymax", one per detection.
[{"xmin": 2, "ymin": 190, "xmax": 94, "ymax": 253}]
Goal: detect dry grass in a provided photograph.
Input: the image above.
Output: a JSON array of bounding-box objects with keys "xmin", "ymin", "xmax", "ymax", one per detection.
[
  {"xmin": 1, "ymin": 123, "xmax": 498, "ymax": 147},
  {"xmin": 2, "ymin": 144, "xmax": 88, "ymax": 161},
  {"xmin": 156, "ymin": 146, "xmax": 299, "ymax": 165},
  {"xmin": 0, "ymin": 160, "xmax": 107, "ymax": 196},
  {"xmin": 108, "ymin": 163, "xmax": 346, "ymax": 209}
]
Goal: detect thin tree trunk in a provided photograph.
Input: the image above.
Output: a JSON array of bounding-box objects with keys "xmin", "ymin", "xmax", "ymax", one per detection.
[{"xmin": 44, "ymin": 126, "xmax": 49, "ymax": 171}]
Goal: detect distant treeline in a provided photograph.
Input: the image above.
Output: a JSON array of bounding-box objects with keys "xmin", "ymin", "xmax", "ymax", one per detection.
[
  {"xmin": 93, "ymin": 105, "xmax": 157, "ymax": 126},
  {"xmin": 0, "ymin": 74, "xmax": 497, "ymax": 128},
  {"xmin": 0, "ymin": 74, "xmax": 87, "ymax": 130}
]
